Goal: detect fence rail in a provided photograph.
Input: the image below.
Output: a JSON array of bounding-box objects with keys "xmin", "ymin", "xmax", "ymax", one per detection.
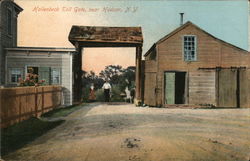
[{"xmin": 0, "ymin": 86, "xmax": 62, "ymax": 128}]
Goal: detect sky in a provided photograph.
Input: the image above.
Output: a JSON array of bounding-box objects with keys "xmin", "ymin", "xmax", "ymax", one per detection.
[{"xmin": 15, "ymin": 0, "xmax": 249, "ymax": 74}]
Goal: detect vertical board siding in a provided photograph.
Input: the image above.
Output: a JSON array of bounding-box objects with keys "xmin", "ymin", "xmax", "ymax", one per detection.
[
  {"xmin": 0, "ymin": 86, "xmax": 62, "ymax": 128},
  {"xmin": 189, "ymin": 70, "xmax": 216, "ymax": 105},
  {"xmin": 240, "ymin": 69, "xmax": 250, "ymax": 108},
  {"xmin": 217, "ymin": 69, "xmax": 237, "ymax": 107},
  {"xmin": 144, "ymin": 73, "xmax": 156, "ymax": 106}
]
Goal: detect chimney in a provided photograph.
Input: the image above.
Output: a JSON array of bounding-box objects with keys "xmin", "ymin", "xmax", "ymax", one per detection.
[{"xmin": 179, "ymin": 13, "xmax": 184, "ymax": 26}]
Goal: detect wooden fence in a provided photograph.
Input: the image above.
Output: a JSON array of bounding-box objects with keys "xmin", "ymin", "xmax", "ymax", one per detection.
[{"xmin": 0, "ymin": 86, "xmax": 62, "ymax": 128}]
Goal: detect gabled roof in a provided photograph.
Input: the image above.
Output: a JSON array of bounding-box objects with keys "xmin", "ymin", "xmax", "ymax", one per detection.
[
  {"xmin": 145, "ymin": 21, "xmax": 248, "ymax": 57},
  {"xmin": 0, "ymin": 0, "xmax": 23, "ymax": 13},
  {"xmin": 68, "ymin": 26, "xmax": 143, "ymax": 45}
]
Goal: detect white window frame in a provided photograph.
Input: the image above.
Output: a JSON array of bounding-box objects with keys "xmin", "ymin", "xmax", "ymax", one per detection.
[
  {"xmin": 9, "ymin": 68, "xmax": 23, "ymax": 84},
  {"xmin": 182, "ymin": 35, "xmax": 197, "ymax": 61}
]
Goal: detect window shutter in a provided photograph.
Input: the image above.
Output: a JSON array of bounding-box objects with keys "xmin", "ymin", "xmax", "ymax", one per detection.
[
  {"xmin": 38, "ymin": 67, "xmax": 51, "ymax": 85},
  {"xmin": 51, "ymin": 68, "xmax": 61, "ymax": 85}
]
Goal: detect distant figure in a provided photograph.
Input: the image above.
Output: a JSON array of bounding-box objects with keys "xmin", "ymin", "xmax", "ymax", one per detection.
[
  {"xmin": 88, "ymin": 83, "xmax": 96, "ymax": 102},
  {"xmin": 125, "ymin": 86, "xmax": 131, "ymax": 103},
  {"xmin": 102, "ymin": 80, "xmax": 111, "ymax": 102},
  {"xmin": 130, "ymin": 87, "xmax": 135, "ymax": 103}
]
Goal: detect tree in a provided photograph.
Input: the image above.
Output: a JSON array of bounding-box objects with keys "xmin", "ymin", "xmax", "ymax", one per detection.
[{"xmin": 99, "ymin": 65, "xmax": 124, "ymax": 84}]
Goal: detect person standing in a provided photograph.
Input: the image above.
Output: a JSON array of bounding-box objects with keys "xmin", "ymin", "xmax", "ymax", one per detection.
[
  {"xmin": 88, "ymin": 83, "xmax": 96, "ymax": 102},
  {"xmin": 102, "ymin": 80, "xmax": 111, "ymax": 102}
]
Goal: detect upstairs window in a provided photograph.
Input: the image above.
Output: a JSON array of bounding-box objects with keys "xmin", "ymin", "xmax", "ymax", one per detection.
[
  {"xmin": 7, "ymin": 9, "xmax": 12, "ymax": 35},
  {"xmin": 183, "ymin": 35, "xmax": 197, "ymax": 61}
]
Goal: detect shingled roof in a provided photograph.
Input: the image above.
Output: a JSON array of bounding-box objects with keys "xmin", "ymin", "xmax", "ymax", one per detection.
[{"xmin": 68, "ymin": 26, "xmax": 143, "ymax": 45}]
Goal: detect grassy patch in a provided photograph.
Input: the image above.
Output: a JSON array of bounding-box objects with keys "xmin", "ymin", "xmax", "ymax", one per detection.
[
  {"xmin": 1, "ymin": 104, "xmax": 85, "ymax": 156},
  {"xmin": 41, "ymin": 104, "xmax": 84, "ymax": 118},
  {"xmin": 1, "ymin": 117, "xmax": 64, "ymax": 156}
]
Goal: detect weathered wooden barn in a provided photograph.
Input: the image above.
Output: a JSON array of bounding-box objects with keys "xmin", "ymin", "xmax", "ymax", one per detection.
[{"xmin": 143, "ymin": 21, "xmax": 250, "ymax": 108}]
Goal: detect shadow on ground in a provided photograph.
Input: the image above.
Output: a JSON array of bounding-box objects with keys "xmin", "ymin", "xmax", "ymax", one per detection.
[
  {"xmin": 1, "ymin": 103, "xmax": 99, "ymax": 157},
  {"xmin": 1, "ymin": 117, "xmax": 64, "ymax": 156}
]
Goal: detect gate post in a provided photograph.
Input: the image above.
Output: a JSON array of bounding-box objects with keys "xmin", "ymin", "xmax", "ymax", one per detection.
[
  {"xmin": 135, "ymin": 46, "xmax": 142, "ymax": 105},
  {"xmin": 73, "ymin": 43, "xmax": 83, "ymax": 104}
]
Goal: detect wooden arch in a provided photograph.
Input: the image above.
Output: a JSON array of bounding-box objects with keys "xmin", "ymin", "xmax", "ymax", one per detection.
[{"xmin": 68, "ymin": 26, "xmax": 143, "ymax": 104}]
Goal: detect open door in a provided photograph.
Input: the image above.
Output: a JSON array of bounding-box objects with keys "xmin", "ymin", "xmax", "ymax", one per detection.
[{"xmin": 165, "ymin": 72, "xmax": 186, "ymax": 104}]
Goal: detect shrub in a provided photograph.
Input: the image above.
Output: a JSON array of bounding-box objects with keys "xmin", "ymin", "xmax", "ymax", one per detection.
[
  {"xmin": 19, "ymin": 73, "xmax": 46, "ymax": 87},
  {"xmin": 95, "ymin": 89, "xmax": 104, "ymax": 102},
  {"xmin": 110, "ymin": 85, "xmax": 124, "ymax": 102}
]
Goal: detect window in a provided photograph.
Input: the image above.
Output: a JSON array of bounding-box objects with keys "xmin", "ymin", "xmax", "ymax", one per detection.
[
  {"xmin": 7, "ymin": 9, "xmax": 12, "ymax": 35},
  {"xmin": 25, "ymin": 66, "xmax": 61, "ymax": 85},
  {"xmin": 183, "ymin": 35, "xmax": 197, "ymax": 61},
  {"xmin": 51, "ymin": 68, "xmax": 61, "ymax": 84},
  {"xmin": 10, "ymin": 68, "xmax": 22, "ymax": 83}
]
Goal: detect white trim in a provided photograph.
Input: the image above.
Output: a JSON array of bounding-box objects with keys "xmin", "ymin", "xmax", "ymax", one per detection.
[
  {"xmin": 182, "ymin": 35, "xmax": 197, "ymax": 62},
  {"xmin": 69, "ymin": 52, "xmax": 73, "ymax": 105},
  {"xmin": 8, "ymin": 68, "xmax": 23, "ymax": 84}
]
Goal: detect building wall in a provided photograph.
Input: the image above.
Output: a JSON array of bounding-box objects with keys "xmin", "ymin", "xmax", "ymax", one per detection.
[
  {"xmin": 6, "ymin": 49, "xmax": 73, "ymax": 106},
  {"xmin": 144, "ymin": 24, "xmax": 250, "ymax": 107},
  {"xmin": 0, "ymin": 0, "xmax": 21, "ymax": 85}
]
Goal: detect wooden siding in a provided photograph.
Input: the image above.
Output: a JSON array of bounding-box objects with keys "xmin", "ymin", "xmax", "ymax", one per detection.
[
  {"xmin": 144, "ymin": 60, "xmax": 157, "ymax": 73},
  {"xmin": 0, "ymin": 86, "xmax": 62, "ymax": 128},
  {"xmin": 189, "ymin": 70, "xmax": 216, "ymax": 105},
  {"xmin": 144, "ymin": 72, "xmax": 157, "ymax": 106},
  {"xmin": 221, "ymin": 44, "xmax": 250, "ymax": 67},
  {"xmin": 240, "ymin": 69, "xmax": 250, "ymax": 108},
  {"xmin": 217, "ymin": 69, "xmax": 237, "ymax": 107}
]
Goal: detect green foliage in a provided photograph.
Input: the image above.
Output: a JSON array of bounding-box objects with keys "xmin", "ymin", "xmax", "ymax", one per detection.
[
  {"xmin": 95, "ymin": 89, "xmax": 104, "ymax": 102},
  {"xmin": 41, "ymin": 105, "xmax": 83, "ymax": 118},
  {"xmin": 82, "ymin": 65, "xmax": 135, "ymax": 102},
  {"xmin": 1, "ymin": 117, "xmax": 64, "ymax": 156},
  {"xmin": 110, "ymin": 85, "xmax": 124, "ymax": 102},
  {"xmin": 82, "ymin": 86, "xmax": 91, "ymax": 102},
  {"xmin": 19, "ymin": 73, "xmax": 46, "ymax": 86}
]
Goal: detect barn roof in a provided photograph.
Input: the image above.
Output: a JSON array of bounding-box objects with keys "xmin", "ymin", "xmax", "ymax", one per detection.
[
  {"xmin": 145, "ymin": 21, "xmax": 249, "ymax": 56},
  {"xmin": 68, "ymin": 26, "xmax": 143, "ymax": 45}
]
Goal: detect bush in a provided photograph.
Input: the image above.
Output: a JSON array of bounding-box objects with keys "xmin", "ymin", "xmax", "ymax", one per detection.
[
  {"xmin": 82, "ymin": 86, "xmax": 90, "ymax": 102},
  {"xmin": 95, "ymin": 89, "xmax": 104, "ymax": 102},
  {"xmin": 111, "ymin": 85, "xmax": 124, "ymax": 102}
]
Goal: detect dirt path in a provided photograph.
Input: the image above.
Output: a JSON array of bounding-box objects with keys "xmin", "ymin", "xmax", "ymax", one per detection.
[{"xmin": 3, "ymin": 103, "xmax": 250, "ymax": 161}]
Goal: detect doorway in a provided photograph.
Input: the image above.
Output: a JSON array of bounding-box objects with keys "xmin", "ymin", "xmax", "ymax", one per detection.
[{"xmin": 164, "ymin": 72, "xmax": 186, "ymax": 104}]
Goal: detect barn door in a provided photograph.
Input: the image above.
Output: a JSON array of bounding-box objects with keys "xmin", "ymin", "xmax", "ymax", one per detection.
[
  {"xmin": 239, "ymin": 69, "xmax": 250, "ymax": 108},
  {"xmin": 218, "ymin": 69, "xmax": 237, "ymax": 107},
  {"xmin": 144, "ymin": 73, "xmax": 156, "ymax": 106},
  {"xmin": 165, "ymin": 72, "xmax": 175, "ymax": 104}
]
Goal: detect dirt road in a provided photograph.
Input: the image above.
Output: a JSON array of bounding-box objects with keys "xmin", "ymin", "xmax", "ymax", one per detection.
[{"xmin": 3, "ymin": 103, "xmax": 250, "ymax": 161}]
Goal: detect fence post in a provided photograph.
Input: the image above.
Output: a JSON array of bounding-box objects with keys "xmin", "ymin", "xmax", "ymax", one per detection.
[
  {"xmin": 35, "ymin": 87, "xmax": 38, "ymax": 117},
  {"xmin": 42, "ymin": 87, "xmax": 44, "ymax": 114}
]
